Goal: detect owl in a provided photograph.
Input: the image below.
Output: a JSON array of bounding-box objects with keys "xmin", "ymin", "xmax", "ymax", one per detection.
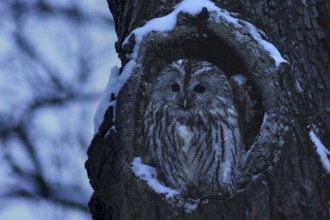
[{"xmin": 143, "ymin": 59, "xmax": 242, "ymax": 199}]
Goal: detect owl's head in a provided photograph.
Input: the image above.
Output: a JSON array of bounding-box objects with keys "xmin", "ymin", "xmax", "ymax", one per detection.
[{"xmin": 149, "ymin": 59, "xmax": 231, "ymax": 111}]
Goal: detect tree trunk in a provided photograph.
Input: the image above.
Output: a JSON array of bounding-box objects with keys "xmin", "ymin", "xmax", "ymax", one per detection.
[{"xmin": 86, "ymin": 0, "xmax": 330, "ymax": 219}]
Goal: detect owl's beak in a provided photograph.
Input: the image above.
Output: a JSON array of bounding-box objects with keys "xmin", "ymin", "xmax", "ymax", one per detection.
[
  {"xmin": 177, "ymin": 96, "xmax": 193, "ymax": 110},
  {"xmin": 183, "ymin": 98, "xmax": 188, "ymax": 109}
]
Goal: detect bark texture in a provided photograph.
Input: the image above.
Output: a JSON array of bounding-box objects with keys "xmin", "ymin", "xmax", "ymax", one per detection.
[{"xmin": 86, "ymin": 0, "xmax": 330, "ymax": 219}]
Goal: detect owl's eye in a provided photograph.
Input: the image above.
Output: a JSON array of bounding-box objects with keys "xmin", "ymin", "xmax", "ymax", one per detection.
[
  {"xmin": 171, "ymin": 83, "xmax": 180, "ymax": 92},
  {"xmin": 194, "ymin": 84, "xmax": 206, "ymax": 93}
]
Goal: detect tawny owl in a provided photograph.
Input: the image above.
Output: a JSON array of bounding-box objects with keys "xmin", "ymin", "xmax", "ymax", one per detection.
[{"xmin": 143, "ymin": 59, "xmax": 242, "ymax": 199}]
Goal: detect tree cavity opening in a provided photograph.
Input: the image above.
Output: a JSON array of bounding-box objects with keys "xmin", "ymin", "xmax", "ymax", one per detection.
[{"xmin": 139, "ymin": 31, "xmax": 265, "ymax": 149}]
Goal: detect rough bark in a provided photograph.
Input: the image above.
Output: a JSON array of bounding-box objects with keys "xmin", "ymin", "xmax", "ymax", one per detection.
[{"xmin": 86, "ymin": 0, "xmax": 330, "ymax": 219}]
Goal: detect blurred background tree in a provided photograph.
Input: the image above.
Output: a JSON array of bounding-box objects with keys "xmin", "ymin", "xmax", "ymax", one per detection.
[{"xmin": 0, "ymin": 0, "xmax": 118, "ymax": 219}]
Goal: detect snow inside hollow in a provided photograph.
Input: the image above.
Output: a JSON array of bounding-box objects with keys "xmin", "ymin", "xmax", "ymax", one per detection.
[
  {"xmin": 309, "ymin": 131, "xmax": 330, "ymax": 174},
  {"xmin": 131, "ymin": 157, "xmax": 180, "ymax": 199},
  {"xmin": 232, "ymin": 74, "xmax": 247, "ymax": 86}
]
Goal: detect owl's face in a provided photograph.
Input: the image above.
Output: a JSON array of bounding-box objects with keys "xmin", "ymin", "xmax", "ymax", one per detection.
[{"xmin": 150, "ymin": 60, "xmax": 230, "ymax": 111}]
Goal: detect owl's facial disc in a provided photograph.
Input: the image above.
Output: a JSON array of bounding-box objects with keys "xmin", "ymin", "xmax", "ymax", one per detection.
[
  {"xmin": 168, "ymin": 82, "xmax": 191, "ymax": 110},
  {"xmin": 170, "ymin": 82, "xmax": 208, "ymax": 110}
]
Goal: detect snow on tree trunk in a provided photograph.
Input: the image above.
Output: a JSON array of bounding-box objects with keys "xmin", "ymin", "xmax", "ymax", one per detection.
[{"xmin": 86, "ymin": 0, "xmax": 330, "ymax": 219}]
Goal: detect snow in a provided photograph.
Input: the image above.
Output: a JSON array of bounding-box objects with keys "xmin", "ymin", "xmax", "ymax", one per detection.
[
  {"xmin": 309, "ymin": 130, "xmax": 330, "ymax": 173},
  {"xmin": 243, "ymin": 22, "xmax": 287, "ymax": 67},
  {"xmin": 93, "ymin": 61, "xmax": 137, "ymax": 133},
  {"xmin": 232, "ymin": 74, "xmax": 247, "ymax": 85},
  {"xmin": 176, "ymin": 198, "xmax": 201, "ymax": 213},
  {"xmin": 122, "ymin": 0, "xmax": 239, "ymax": 51},
  {"xmin": 131, "ymin": 157, "xmax": 180, "ymax": 199},
  {"xmin": 93, "ymin": 66, "xmax": 119, "ymax": 133},
  {"xmin": 94, "ymin": 0, "xmax": 288, "ymax": 132},
  {"xmin": 261, "ymin": 113, "xmax": 269, "ymax": 129},
  {"xmin": 122, "ymin": 0, "xmax": 286, "ymax": 67},
  {"xmin": 295, "ymin": 79, "xmax": 303, "ymax": 93}
]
